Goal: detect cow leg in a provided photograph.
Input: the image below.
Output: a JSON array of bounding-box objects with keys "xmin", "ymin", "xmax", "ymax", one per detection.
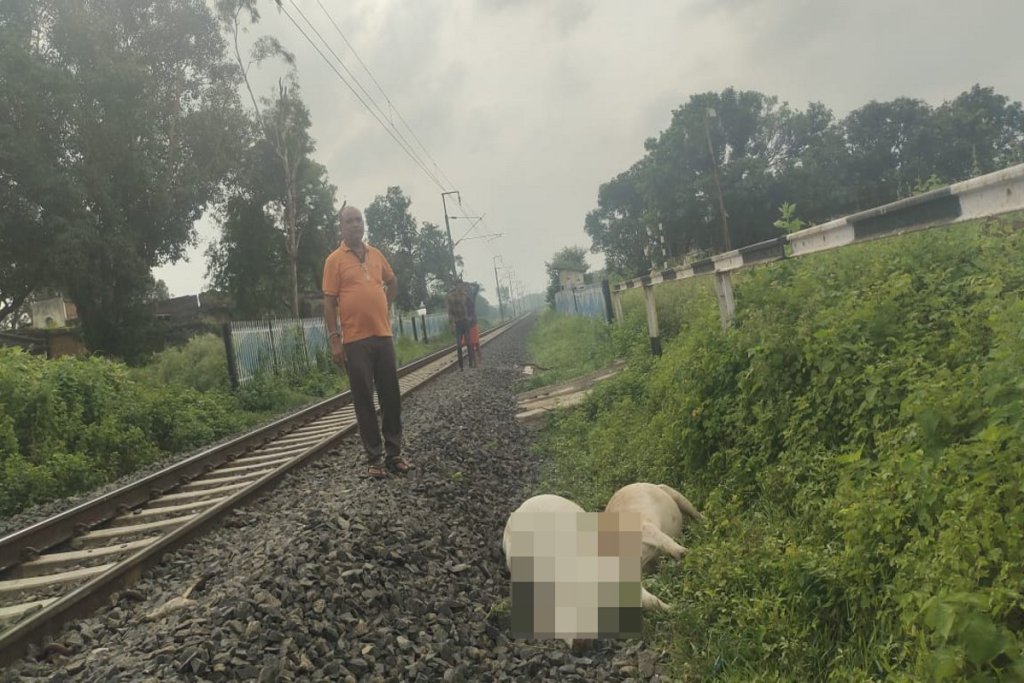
[
  {"xmin": 641, "ymin": 587, "xmax": 670, "ymax": 611},
  {"xmin": 642, "ymin": 522, "xmax": 687, "ymax": 561}
]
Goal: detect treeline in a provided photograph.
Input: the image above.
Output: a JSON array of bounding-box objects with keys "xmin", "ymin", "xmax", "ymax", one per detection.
[
  {"xmin": 586, "ymin": 85, "xmax": 1024, "ymax": 277},
  {"xmin": 0, "ymin": 1, "xmax": 462, "ymax": 363}
]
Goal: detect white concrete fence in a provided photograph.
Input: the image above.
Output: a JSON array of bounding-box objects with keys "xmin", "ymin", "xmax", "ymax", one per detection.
[{"xmin": 611, "ymin": 163, "xmax": 1024, "ymax": 355}]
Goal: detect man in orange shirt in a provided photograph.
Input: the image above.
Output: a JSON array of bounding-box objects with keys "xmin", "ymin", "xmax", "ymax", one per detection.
[{"xmin": 323, "ymin": 206, "xmax": 412, "ymax": 479}]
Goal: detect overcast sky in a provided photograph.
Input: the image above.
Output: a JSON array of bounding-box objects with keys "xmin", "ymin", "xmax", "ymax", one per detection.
[{"xmin": 155, "ymin": 0, "xmax": 1024, "ymax": 302}]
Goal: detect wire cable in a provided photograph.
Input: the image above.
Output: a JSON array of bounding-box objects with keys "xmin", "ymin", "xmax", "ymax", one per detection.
[
  {"xmin": 279, "ymin": 3, "xmax": 513, "ymax": 281},
  {"xmin": 312, "ymin": 0, "xmax": 459, "ymax": 192},
  {"xmin": 277, "ymin": 2, "xmax": 448, "ymax": 192},
  {"xmin": 286, "ymin": 0, "xmax": 445, "ymax": 192}
]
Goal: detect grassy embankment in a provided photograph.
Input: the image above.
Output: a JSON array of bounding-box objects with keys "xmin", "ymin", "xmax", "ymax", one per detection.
[
  {"xmin": 518, "ymin": 310, "xmax": 619, "ymax": 391},
  {"xmin": 0, "ymin": 325, "xmax": 467, "ymax": 519},
  {"xmin": 528, "ymin": 215, "xmax": 1024, "ymax": 681}
]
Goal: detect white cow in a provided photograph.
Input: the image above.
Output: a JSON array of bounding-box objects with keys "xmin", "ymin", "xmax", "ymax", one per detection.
[
  {"xmin": 502, "ymin": 493, "xmax": 670, "ymax": 621},
  {"xmin": 604, "ymin": 483, "xmax": 704, "ymax": 571}
]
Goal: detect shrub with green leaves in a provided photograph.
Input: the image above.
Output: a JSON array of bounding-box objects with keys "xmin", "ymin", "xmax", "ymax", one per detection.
[
  {"xmin": 0, "ymin": 348, "xmax": 254, "ymax": 516},
  {"xmin": 132, "ymin": 334, "xmax": 231, "ymax": 393},
  {"xmin": 534, "ymin": 215, "xmax": 1024, "ymax": 681}
]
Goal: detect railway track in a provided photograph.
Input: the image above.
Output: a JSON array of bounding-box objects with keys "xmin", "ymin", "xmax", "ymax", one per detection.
[{"xmin": 0, "ymin": 318, "xmax": 522, "ymax": 666}]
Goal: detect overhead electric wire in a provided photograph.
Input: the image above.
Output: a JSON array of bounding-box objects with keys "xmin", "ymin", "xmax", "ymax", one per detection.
[
  {"xmin": 306, "ymin": 0, "xmax": 498, "ymax": 252},
  {"xmin": 312, "ymin": 0, "xmax": 459, "ymax": 192},
  {"xmin": 277, "ymin": 1, "xmax": 448, "ymax": 192},
  {"xmin": 286, "ymin": 0, "xmax": 446, "ymax": 192},
  {"xmin": 279, "ymin": 2, "xmax": 516, "ymax": 284}
]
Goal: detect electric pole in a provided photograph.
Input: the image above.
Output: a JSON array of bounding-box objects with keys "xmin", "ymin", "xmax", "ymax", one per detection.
[
  {"xmin": 441, "ymin": 190, "xmax": 461, "ymax": 280},
  {"xmin": 704, "ymin": 108, "xmax": 732, "ymax": 252},
  {"xmin": 493, "ymin": 256, "xmax": 506, "ymax": 322}
]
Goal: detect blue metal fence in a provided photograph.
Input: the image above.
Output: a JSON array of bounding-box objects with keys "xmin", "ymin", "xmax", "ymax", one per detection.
[
  {"xmin": 225, "ymin": 311, "xmax": 455, "ymax": 385},
  {"xmin": 554, "ymin": 284, "xmax": 607, "ymax": 320}
]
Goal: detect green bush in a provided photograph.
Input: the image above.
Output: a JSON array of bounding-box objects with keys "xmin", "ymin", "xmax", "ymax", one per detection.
[
  {"xmin": 132, "ymin": 333, "xmax": 231, "ymax": 392},
  {"xmin": 535, "ymin": 215, "xmax": 1024, "ymax": 681}
]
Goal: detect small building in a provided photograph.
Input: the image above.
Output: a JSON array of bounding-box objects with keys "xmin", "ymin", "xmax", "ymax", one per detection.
[
  {"xmin": 558, "ymin": 269, "xmax": 585, "ymax": 290},
  {"xmin": 29, "ymin": 297, "xmax": 78, "ymax": 329},
  {"xmin": 154, "ymin": 291, "xmax": 234, "ymax": 325},
  {"xmin": 0, "ymin": 328, "xmax": 86, "ymax": 359}
]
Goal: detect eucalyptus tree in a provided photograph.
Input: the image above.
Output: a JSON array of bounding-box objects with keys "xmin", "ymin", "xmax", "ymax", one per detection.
[
  {"xmin": 205, "ymin": 138, "xmax": 338, "ymax": 320},
  {"xmin": 218, "ymin": 0, "xmax": 324, "ymax": 318}
]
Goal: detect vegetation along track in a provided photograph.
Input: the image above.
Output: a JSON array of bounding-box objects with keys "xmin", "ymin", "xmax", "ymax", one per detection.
[{"xmin": 0, "ymin": 318, "xmax": 523, "ymax": 665}]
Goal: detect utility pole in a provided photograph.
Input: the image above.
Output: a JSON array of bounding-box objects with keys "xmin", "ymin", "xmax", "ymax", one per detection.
[
  {"xmin": 493, "ymin": 256, "xmax": 506, "ymax": 322},
  {"xmin": 440, "ymin": 190, "xmax": 461, "ymax": 280},
  {"xmin": 506, "ymin": 270, "xmax": 517, "ymax": 316},
  {"xmin": 704, "ymin": 108, "xmax": 732, "ymax": 252}
]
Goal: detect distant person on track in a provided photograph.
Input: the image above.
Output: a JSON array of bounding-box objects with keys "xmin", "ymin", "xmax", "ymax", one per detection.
[
  {"xmin": 446, "ymin": 280, "xmax": 475, "ymax": 370},
  {"xmin": 465, "ymin": 280, "xmax": 482, "ymax": 364},
  {"xmin": 323, "ymin": 206, "xmax": 413, "ymax": 479}
]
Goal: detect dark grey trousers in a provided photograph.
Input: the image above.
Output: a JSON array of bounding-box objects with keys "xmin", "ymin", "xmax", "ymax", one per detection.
[
  {"xmin": 453, "ymin": 319, "xmax": 474, "ymax": 370},
  {"xmin": 344, "ymin": 336, "xmax": 402, "ymax": 465}
]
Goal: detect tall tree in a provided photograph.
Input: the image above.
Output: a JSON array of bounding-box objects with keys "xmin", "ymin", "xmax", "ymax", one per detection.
[
  {"xmin": 931, "ymin": 85, "xmax": 1024, "ymax": 183},
  {"xmin": 417, "ymin": 221, "xmax": 460, "ymax": 306},
  {"xmin": 843, "ymin": 97, "xmax": 936, "ymax": 206},
  {"xmin": 365, "ymin": 187, "xmax": 426, "ymax": 311},
  {"xmin": 584, "ymin": 162, "xmax": 651, "ymax": 279},
  {"xmin": 205, "ymin": 128, "xmax": 338, "ymax": 319},
  {"xmin": 639, "ymin": 88, "xmax": 801, "ymax": 257},
  {"xmin": 0, "ymin": 4, "xmax": 74, "ymax": 326},
  {"xmin": 584, "ymin": 85, "xmax": 1024, "ymax": 276},
  {"xmin": 219, "ymin": 0, "xmax": 313, "ymax": 317},
  {"xmin": 0, "ymin": 0, "xmax": 247, "ymax": 360},
  {"xmin": 774, "ymin": 102, "xmax": 859, "ymax": 223}
]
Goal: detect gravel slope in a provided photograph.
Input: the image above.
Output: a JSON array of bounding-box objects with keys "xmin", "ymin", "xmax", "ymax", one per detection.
[{"xmin": 2, "ymin": 321, "xmax": 668, "ymax": 682}]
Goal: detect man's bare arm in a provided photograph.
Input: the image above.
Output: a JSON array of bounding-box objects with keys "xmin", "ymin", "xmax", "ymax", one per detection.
[
  {"xmin": 384, "ymin": 274, "xmax": 398, "ymax": 305},
  {"xmin": 323, "ymin": 295, "xmax": 340, "ymax": 335},
  {"xmin": 324, "ymin": 294, "xmax": 345, "ymax": 367}
]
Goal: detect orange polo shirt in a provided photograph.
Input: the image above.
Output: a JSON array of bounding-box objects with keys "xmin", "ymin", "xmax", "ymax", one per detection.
[{"xmin": 322, "ymin": 242, "xmax": 395, "ymax": 344}]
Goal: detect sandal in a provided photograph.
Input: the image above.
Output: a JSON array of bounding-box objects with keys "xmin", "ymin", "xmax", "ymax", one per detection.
[
  {"xmin": 366, "ymin": 464, "xmax": 389, "ymax": 479},
  {"xmin": 386, "ymin": 457, "xmax": 414, "ymax": 474}
]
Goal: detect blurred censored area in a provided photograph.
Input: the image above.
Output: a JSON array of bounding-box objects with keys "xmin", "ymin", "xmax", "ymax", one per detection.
[{"xmin": 507, "ymin": 511, "xmax": 643, "ymax": 640}]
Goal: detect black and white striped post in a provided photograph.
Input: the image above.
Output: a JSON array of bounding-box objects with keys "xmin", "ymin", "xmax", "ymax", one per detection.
[
  {"xmin": 643, "ymin": 284, "xmax": 661, "ymax": 356},
  {"xmin": 611, "ymin": 290, "xmax": 624, "ymax": 323},
  {"xmin": 713, "ymin": 272, "xmax": 736, "ymax": 330},
  {"xmin": 646, "ymin": 222, "xmax": 669, "ymax": 272}
]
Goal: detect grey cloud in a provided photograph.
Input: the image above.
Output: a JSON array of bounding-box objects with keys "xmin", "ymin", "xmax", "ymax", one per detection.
[{"xmin": 477, "ymin": 0, "xmax": 593, "ymax": 34}]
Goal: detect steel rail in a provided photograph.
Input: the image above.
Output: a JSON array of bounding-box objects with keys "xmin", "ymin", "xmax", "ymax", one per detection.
[{"xmin": 0, "ymin": 317, "xmax": 523, "ymax": 666}]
